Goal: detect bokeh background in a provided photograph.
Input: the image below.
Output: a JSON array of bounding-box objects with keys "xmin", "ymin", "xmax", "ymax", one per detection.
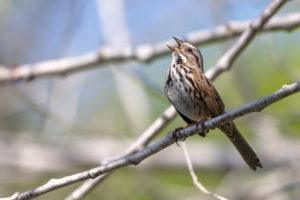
[{"xmin": 1, "ymin": 0, "xmax": 300, "ymax": 199}]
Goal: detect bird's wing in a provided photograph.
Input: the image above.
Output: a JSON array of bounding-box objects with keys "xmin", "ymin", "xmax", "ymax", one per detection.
[
  {"xmin": 175, "ymin": 108, "xmax": 196, "ymax": 124},
  {"xmin": 197, "ymin": 74, "xmax": 225, "ymax": 117}
]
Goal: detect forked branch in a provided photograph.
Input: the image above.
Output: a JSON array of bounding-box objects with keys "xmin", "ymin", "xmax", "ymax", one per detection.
[{"xmin": 6, "ymin": 81, "xmax": 300, "ymax": 200}]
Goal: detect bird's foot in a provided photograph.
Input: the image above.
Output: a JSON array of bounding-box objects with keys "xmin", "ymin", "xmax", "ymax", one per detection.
[
  {"xmin": 172, "ymin": 127, "xmax": 185, "ymax": 146},
  {"xmin": 197, "ymin": 120, "xmax": 208, "ymax": 137},
  {"xmin": 198, "ymin": 128, "xmax": 208, "ymax": 137}
]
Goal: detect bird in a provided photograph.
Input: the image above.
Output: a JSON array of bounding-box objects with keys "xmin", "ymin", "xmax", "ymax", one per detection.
[{"xmin": 164, "ymin": 37, "xmax": 262, "ymax": 170}]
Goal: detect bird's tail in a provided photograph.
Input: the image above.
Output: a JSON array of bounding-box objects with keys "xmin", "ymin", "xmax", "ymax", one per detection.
[{"xmin": 219, "ymin": 122, "xmax": 262, "ymax": 170}]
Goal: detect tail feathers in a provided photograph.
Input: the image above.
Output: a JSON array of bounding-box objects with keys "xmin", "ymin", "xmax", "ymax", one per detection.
[{"xmin": 219, "ymin": 122, "xmax": 262, "ymax": 170}]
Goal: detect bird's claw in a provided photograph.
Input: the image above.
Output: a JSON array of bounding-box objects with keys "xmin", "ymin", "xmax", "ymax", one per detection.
[
  {"xmin": 172, "ymin": 127, "xmax": 185, "ymax": 146},
  {"xmin": 197, "ymin": 122, "xmax": 208, "ymax": 137},
  {"xmin": 198, "ymin": 129, "xmax": 208, "ymax": 137}
]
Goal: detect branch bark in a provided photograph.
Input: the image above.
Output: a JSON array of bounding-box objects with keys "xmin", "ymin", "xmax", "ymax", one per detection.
[
  {"xmin": 6, "ymin": 81, "xmax": 300, "ymax": 200},
  {"xmin": 0, "ymin": 11, "xmax": 299, "ymax": 83},
  {"xmin": 65, "ymin": 0, "xmax": 291, "ymax": 198},
  {"xmin": 2, "ymin": 0, "xmax": 293, "ymax": 199},
  {"xmin": 206, "ymin": 0, "xmax": 289, "ymax": 80},
  {"xmin": 65, "ymin": 105, "xmax": 177, "ymax": 200}
]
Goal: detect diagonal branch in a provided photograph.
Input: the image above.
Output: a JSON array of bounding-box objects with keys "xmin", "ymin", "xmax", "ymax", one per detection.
[
  {"xmin": 3, "ymin": 1, "xmax": 292, "ymax": 199},
  {"xmin": 6, "ymin": 81, "xmax": 300, "ymax": 200},
  {"xmin": 0, "ymin": 11, "xmax": 299, "ymax": 84},
  {"xmin": 65, "ymin": 106, "xmax": 177, "ymax": 200},
  {"xmin": 65, "ymin": 0, "xmax": 291, "ymax": 198},
  {"xmin": 64, "ymin": 174, "xmax": 111, "ymax": 200},
  {"xmin": 206, "ymin": 0, "xmax": 289, "ymax": 80}
]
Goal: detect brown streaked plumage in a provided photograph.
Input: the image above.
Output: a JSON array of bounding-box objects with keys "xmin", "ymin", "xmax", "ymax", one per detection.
[{"xmin": 165, "ymin": 37, "xmax": 262, "ymax": 170}]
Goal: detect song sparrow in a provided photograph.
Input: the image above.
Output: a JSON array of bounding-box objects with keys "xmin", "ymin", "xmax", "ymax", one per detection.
[{"xmin": 165, "ymin": 37, "xmax": 262, "ymax": 170}]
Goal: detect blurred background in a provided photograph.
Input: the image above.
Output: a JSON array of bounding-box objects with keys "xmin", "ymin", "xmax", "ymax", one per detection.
[{"xmin": 0, "ymin": 0, "xmax": 300, "ymax": 199}]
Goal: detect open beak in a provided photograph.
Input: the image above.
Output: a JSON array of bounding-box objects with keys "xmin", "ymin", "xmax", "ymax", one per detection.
[
  {"xmin": 173, "ymin": 37, "xmax": 183, "ymax": 46},
  {"xmin": 167, "ymin": 37, "xmax": 183, "ymax": 52},
  {"xmin": 166, "ymin": 44, "xmax": 175, "ymax": 51}
]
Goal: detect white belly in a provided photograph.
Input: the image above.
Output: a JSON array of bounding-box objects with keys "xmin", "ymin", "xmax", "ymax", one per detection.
[{"xmin": 165, "ymin": 79, "xmax": 208, "ymax": 122}]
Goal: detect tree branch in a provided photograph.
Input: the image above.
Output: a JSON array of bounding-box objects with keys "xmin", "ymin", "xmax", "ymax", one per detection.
[
  {"xmin": 65, "ymin": 106, "xmax": 177, "ymax": 200},
  {"xmin": 180, "ymin": 141, "xmax": 229, "ymax": 200},
  {"xmin": 3, "ymin": 1, "xmax": 293, "ymax": 199},
  {"xmin": 65, "ymin": 0, "xmax": 291, "ymax": 198},
  {"xmin": 6, "ymin": 81, "xmax": 300, "ymax": 200},
  {"xmin": 0, "ymin": 11, "xmax": 299, "ymax": 84},
  {"xmin": 206, "ymin": 0, "xmax": 289, "ymax": 80},
  {"xmin": 65, "ymin": 174, "xmax": 111, "ymax": 200}
]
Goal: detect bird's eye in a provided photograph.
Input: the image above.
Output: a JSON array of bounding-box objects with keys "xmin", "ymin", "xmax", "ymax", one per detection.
[{"xmin": 187, "ymin": 48, "xmax": 193, "ymax": 53}]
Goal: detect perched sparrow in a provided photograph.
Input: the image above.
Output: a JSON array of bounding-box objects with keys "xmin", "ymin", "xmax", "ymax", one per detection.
[{"xmin": 164, "ymin": 37, "xmax": 262, "ymax": 170}]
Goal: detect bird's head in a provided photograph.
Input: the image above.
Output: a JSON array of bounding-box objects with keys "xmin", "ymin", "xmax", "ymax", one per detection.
[{"xmin": 167, "ymin": 37, "xmax": 204, "ymax": 72}]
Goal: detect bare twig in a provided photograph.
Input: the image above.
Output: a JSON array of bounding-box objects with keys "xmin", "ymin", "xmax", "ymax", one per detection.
[
  {"xmin": 5, "ymin": 81, "xmax": 300, "ymax": 200},
  {"xmin": 0, "ymin": 11, "xmax": 299, "ymax": 83},
  {"xmin": 65, "ymin": 0, "xmax": 291, "ymax": 198},
  {"xmin": 3, "ymin": 1, "xmax": 291, "ymax": 199},
  {"xmin": 121, "ymin": 106, "xmax": 177, "ymax": 155},
  {"xmin": 180, "ymin": 141, "xmax": 229, "ymax": 200},
  {"xmin": 65, "ymin": 106, "xmax": 177, "ymax": 200},
  {"xmin": 206, "ymin": 0, "xmax": 289, "ymax": 80},
  {"xmin": 64, "ymin": 174, "xmax": 110, "ymax": 200},
  {"xmin": 3, "ymin": 130, "xmax": 300, "ymax": 172}
]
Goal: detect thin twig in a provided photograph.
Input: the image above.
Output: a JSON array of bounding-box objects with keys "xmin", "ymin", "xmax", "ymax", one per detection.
[
  {"xmin": 5, "ymin": 81, "xmax": 300, "ymax": 200},
  {"xmin": 65, "ymin": 0, "xmax": 291, "ymax": 198},
  {"xmin": 4, "ymin": 1, "xmax": 291, "ymax": 199},
  {"xmin": 206, "ymin": 0, "xmax": 289, "ymax": 80},
  {"xmin": 180, "ymin": 141, "xmax": 229, "ymax": 200},
  {"xmin": 65, "ymin": 106, "xmax": 177, "ymax": 200},
  {"xmin": 64, "ymin": 174, "xmax": 110, "ymax": 200},
  {"xmin": 0, "ymin": 11, "xmax": 299, "ymax": 83}
]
